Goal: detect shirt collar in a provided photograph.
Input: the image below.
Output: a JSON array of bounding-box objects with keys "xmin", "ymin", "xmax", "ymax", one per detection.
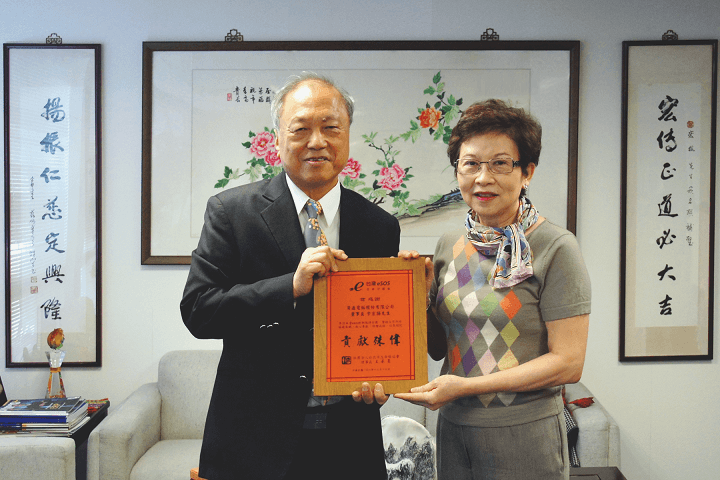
[{"xmin": 285, "ymin": 175, "xmax": 341, "ymax": 225}]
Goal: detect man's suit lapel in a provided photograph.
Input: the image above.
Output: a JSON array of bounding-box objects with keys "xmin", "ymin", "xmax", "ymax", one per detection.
[
  {"xmin": 260, "ymin": 173, "xmax": 305, "ymax": 270},
  {"xmin": 339, "ymin": 187, "xmax": 364, "ymax": 255}
]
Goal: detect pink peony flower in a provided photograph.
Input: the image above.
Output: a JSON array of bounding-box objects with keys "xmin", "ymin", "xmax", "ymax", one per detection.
[
  {"xmin": 249, "ymin": 131, "xmax": 275, "ymax": 159},
  {"xmin": 340, "ymin": 158, "xmax": 361, "ymax": 179},
  {"xmin": 379, "ymin": 164, "xmax": 406, "ymax": 191},
  {"xmin": 264, "ymin": 147, "xmax": 281, "ymax": 166}
]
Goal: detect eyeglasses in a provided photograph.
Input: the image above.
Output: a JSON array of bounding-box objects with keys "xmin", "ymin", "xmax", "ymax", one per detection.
[{"xmin": 455, "ymin": 156, "xmax": 520, "ymax": 176}]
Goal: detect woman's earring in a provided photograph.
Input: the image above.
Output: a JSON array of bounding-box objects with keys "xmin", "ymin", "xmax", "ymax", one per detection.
[{"xmin": 523, "ymin": 183, "xmax": 530, "ymax": 196}]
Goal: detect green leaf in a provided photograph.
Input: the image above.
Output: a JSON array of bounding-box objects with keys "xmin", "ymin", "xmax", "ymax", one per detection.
[
  {"xmin": 214, "ymin": 178, "xmax": 229, "ymax": 189},
  {"xmin": 441, "ymin": 105, "xmax": 452, "ymax": 113},
  {"xmin": 434, "ymin": 101, "xmax": 441, "ymax": 109},
  {"xmin": 410, "ymin": 120, "xmax": 419, "ymax": 130},
  {"xmin": 248, "ymin": 131, "xmax": 255, "ymax": 137},
  {"xmin": 448, "ymin": 94, "xmax": 456, "ymax": 105},
  {"xmin": 432, "ymin": 71, "xmax": 442, "ymax": 84},
  {"xmin": 411, "ymin": 129, "xmax": 421, "ymax": 143},
  {"xmin": 436, "ymin": 82, "xmax": 445, "ymax": 93},
  {"xmin": 241, "ymin": 141, "xmax": 252, "ymax": 148},
  {"xmin": 456, "ymin": 98, "xmax": 464, "ymax": 106},
  {"xmin": 224, "ymin": 166, "xmax": 233, "ymax": 178},
  {"xmin": 443, "ymin": 133, "xmax": 452, "ymax": 144},
  {"xmin": 445, "ymin": 106, "xmax": 459, "ymax": 124},
  {"xmin": 423, "ymin": 86, "xmax": 436, "ymax": 95},
  {"xmin": 408, "ymin": 205, "xmax": 421, "ymax": 216}
]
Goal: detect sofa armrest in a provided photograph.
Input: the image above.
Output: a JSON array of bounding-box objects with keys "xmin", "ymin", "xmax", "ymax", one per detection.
[
  {"xmin": 88, "ymin": 382, "xmax": 162, "ymax": 480},
  {"xmin": 564, "ymin": 382, "xmax": 620, "ymax": 468},
  {"xmin": 0, "ymin": 437, "xmax": 75, "ymax": 480}
]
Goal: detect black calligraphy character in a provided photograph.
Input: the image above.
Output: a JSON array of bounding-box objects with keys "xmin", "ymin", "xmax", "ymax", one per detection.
[
  {"xmin": 658, "ymin": 95, "xmax": 678, "ymax": 122},
  {"xmin": 41, "ymin": 98, "xmax": 66, "ymax": 122},
  {"xmin": 43, "ymin": 264, "xmax": 64, "ymax": 283},
  {"xmin": 688, "ymin": 130, "xmax": 694, "ymax": 139},
  {"xmin": 660, "ymin": 162, "xmax": 675, "ymax": 180},
  {"xmin": 657, "ymin": 129, "xmax": 677, "ymax": 152},
  {"xmin": 342, "ymin": 335, "xmax": 351, "ymax": 347},
  {"xmin": 657, "ymin": 264, "xmax": 676, "ymax": 281},
  {"xmin": 40, "ymin": 167, "xmax": 61, "ymax": 183},
  {"xmin": 45, "ymin": 232, "xmax": 65, "ymax": 253},
  {"xmin": 357, "ymin": 336, "xmax": 369, "ymax": 347},
  {"xmin": 40, "ymin": 132, "xmax": 64, "ymax": 154},
  {"xmin": 40, "ymin": 297, "xmax": 62, "ymax": 320},
  {"xmin": 688, "ymin": 146, "xmax": 695, "ymax": 152},
  {"xmin": 658, "ymin": 295, "xmax": 672, "ymax": 315},
  {"xmin": 374, "ymin": 335, "xmax": 385, "ymax": 347},
  {"xmin": 656, "ymin": 229, "xmax": 676, "ymax": 249},
  {"xmin": 42, "ymin": 196, "xmax": 63, "ymax": 220},
  {"xmin": 687, "ymin": 236, "xmax": 693, "ymax": 246},
  {"xmin": 658, "ymin": 194, "xmax": 678, "ymax": 218},
  {"xmin": 390, "ymin": 334, "xmax": 400, "ymax": 346}
]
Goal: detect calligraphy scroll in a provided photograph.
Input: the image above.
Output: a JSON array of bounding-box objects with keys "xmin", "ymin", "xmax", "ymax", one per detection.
[
  {"xmin": 4, "ymin": 44, "xmax": 101, "ymax": 367},
  {"xmin": 621, "ymin": 40, "xmax": 716, "ymax": 361}
]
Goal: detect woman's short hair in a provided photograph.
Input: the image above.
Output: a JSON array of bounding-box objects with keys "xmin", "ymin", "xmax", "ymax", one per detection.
[{"xmin": 447, "ymin": 99, "xmax": 542, "ymax": 175}]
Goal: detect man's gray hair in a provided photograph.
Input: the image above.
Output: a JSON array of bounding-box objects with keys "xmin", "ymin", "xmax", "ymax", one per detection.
[{"xmin": 271, "ymin": 72, "xmax": 354, "ymax": 130}]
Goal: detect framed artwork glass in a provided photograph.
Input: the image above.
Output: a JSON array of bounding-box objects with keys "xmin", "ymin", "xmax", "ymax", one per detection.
[
  {"xmin": 620, "ymin": 40, "xmax": 717, "ymax": 361},
  {"xmin": 141, "ymin": 40, "xmax": 580, "ymax": 264},
  {"xmin": 4, "ymin": 44, "xmax": 102, "ymax": 367}
]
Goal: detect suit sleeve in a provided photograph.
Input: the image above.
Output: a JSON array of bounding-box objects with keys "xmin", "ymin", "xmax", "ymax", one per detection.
[{"xmin": 180, "ymin": 195, "xmax": 296, "ymax": 340}]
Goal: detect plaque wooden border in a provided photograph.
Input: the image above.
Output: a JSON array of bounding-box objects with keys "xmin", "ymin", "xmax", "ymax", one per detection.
[{"xmin": 314, "ymin": 257, "xmax": 428, "ymax": 396}]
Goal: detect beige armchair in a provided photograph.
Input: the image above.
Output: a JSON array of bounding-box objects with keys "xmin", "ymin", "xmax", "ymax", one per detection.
[{"xmin": 87, "ymin": 350, "xmax": 219, "ymax": 480}]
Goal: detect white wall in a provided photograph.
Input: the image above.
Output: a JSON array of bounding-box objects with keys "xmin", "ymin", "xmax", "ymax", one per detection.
[{"xmin": 1, "ymin": 1, "xmax": 719, "ymax": 479}]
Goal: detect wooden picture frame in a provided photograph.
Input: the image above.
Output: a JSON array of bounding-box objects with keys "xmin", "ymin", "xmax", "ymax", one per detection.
[
  {"xmin": 141, "ymin": 40, "xmax": 579, "ymax": 264},
  {"xmin": 4, "ymin": 44, "xmax": 102, "ymax": 367},
  {"xmin": 620, "ymin": 40, "xmax": 717, "ymax": 361}
]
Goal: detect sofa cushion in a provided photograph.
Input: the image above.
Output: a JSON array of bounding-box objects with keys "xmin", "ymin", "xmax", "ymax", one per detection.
[
  {"xmin": 159, "ymin": 350, "xmax": 220, "ymax": 440},
  {"xmin": 130, "ymin": 439, "xmax": 202, "ymax": 480}
]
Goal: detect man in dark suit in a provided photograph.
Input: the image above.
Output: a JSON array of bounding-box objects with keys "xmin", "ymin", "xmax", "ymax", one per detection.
[{"xmin": 181, "ymin": 73, "xmax": 400, "ymax": 480}]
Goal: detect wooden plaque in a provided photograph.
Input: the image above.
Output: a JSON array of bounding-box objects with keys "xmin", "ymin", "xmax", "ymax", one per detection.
[{"xmin": 313, "ymin": 257, "xmax": 428, "ymax": 396}]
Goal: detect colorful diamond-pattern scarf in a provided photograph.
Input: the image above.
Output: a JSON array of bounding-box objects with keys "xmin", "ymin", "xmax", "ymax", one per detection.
[{"xmin": 465, "ymin": 196, "xmax": 539, "ymax": 288}]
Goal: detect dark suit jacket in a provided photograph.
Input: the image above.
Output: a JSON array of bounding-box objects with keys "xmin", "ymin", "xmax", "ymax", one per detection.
[{"xmin": 181, "ymin": 173, "xmax": 401, "ymax": 480}]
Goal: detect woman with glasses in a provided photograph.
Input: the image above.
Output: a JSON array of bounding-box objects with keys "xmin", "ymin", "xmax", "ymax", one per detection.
[{"xmin": 396, "ymin": 99, "xmax": 591, "ymax": 480}]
